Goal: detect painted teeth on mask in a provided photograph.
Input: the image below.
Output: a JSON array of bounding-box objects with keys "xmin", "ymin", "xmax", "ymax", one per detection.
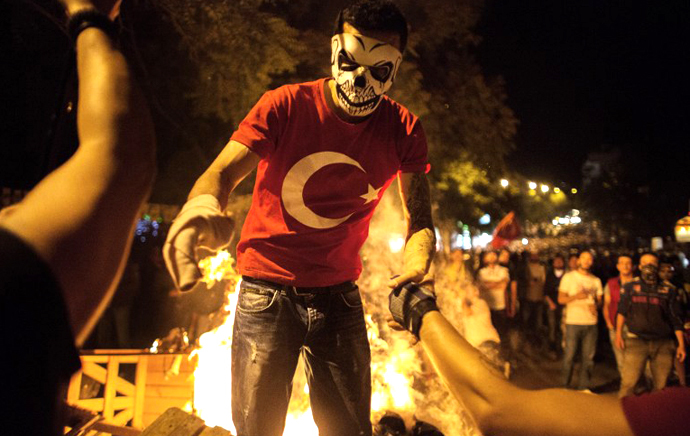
[{"xmin": 340, "ymin": 81, "xmax": 377, "ymax": 104}]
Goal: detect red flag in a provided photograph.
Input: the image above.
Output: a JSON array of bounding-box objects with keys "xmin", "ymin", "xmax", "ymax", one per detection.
[{"xmin": 491, "ymin": 211, "xmax": 521, "ymax": 249}]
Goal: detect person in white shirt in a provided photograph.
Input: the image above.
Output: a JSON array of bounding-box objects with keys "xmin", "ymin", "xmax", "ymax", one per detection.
[
  {"xmin": 558, "ymin": 251, "xmax": 603, "ymax": 389},
  {"xmin": 478, "ymin": 251, "xmax": 511, "ymax": 344}
]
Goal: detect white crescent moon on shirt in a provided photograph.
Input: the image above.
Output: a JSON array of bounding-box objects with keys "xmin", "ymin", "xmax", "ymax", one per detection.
[{"xmin": 281, "ymin": 151, "xmax": 378, "ymax": 229}]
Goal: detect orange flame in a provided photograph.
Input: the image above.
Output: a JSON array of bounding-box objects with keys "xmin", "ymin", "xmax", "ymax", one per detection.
[{"xmin": 188, "ymin": 249, "xmax": 423, "ymax": 435}]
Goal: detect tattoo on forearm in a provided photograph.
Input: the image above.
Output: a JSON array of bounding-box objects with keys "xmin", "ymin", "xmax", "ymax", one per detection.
[{"xmin": 406, "ymin": 173, "xmax": 434, "ymax": 235}]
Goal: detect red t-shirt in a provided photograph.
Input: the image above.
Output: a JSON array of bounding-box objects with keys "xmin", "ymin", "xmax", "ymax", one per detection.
[
  {"xmin": 231, "ymin": 78, "xmax": 428, "ymax": 287},
  {"xmin": 621, "ymin": 387, "xmax": 690, "ymax": 436}
]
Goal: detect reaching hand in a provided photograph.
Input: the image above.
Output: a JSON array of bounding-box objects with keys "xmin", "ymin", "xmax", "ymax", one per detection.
[
  {"xmin": 163, "ymin": 195, "xmax": 234, "ymax": 291},
  {"xmin": 388, "ymin": 281, "xmax": 439, "ymax": 338}
]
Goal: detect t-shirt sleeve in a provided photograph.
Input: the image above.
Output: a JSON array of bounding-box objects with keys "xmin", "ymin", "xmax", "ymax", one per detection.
[
  {"xmin": 397, "ymin": 115, "xmax": 429, "ymax": 173},
  {"xmin": 621, "ymin": 387, "xmax": 690, "ymax": 436},
  {"xmin": 230, "ymin": 90, "xmax": 285, "ymax": 158}
]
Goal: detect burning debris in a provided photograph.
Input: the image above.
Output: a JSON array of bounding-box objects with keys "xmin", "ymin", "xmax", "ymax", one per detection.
[{"xmin": 147, "ymin": 192, "xmax": 480, "ymax": 436}]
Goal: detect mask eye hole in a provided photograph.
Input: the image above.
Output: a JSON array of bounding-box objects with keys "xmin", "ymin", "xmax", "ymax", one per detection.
[
  {"xmin": 338, "ymin": 52, "xmax": 359, "ymax": 72},
  {"xmin": 370, "ymin": 64, "xmax": 392, "ymax": 82}
]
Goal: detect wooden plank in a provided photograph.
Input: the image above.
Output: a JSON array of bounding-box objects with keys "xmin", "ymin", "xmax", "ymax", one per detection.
[
  {"xmin": 82, "ymin": 361, "xmax": 108, "ymax": 385},
  {"xmin": 145, "ymin": 371, "xmax": 194, "ymax": 387},
  {"xmin": 112, "ymin": 407, "xmax": 135, "ymax": 426},
  {"xmin": 104, "ymin": 357, "xmax": 119, "ymax": 419},
  {"xmin": 81, "ymin": 355, "xmax": 110, "ymax": 364},
  {"xmin": 92, "ymin": 421, "xmax": 142, "ymax": 436},
  {"xmin": 78, "ymin": 396, "xmax": 134, "ymax": 412},
  {"xmin": 82, "ymin": 349, "xmax": 152, "ymax": 355},
  {"xmin": 67, "ymin": 369, "xmax": 83, "ymax": 404},
  {"xmin": 198, "ymin": 427, "xmax": 232, "ymax": 436},
  {"xmin": 140, "ymin": 408, "xmax": 206, "ymax": 436},
  {"xmin": 133, "ymin": 355, "xmax": 148, "ymax": 428},
  {"xmin": 146, "ymin": 354, "xmax": 196, "ymax": 373},
  {"xmin": 144, "ymin": 385, "xmax": 194, "ymax": 399},
  {"xmin": 143, "ymin": 397, "xmax": 192, "ymax": 415},
  {"xmin": 114, "ymin": 355, "xmax": 145, "ymax": 364},
  {"xmin": 76, "ymin": 398, "xmax": 104, "ymax": 412}
]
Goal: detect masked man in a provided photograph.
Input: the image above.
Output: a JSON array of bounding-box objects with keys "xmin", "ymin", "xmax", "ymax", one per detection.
[
  {"xmin": 616, "ymin": 253, "xmax": 686, "ymax": 397},
  {"xmin": 163, "ymin": 2, "xmax": 435, "ymax": 435}
]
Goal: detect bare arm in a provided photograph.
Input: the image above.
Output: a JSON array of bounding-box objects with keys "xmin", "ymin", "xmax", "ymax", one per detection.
[
  {"xmin": 0, "ymin": 3, "xmax": 155, "ymax": 345},
  {"xmin": 419, "ymin": 311, "xmax": 634, "ymax": 436},
  {"xmin": 603, "ymin": 285, "xmax": 613, "ymax": 329},
  {"xmin": 616, "ymin": 313, "xmax": 626, "ymax": 350},
  {"xmin": 187, "ymin": 139, "xmax": 260, "ymax": 208},
  {"xmin": 389, "ymin": 172, "xmax": 435, "ymax": 288},
  {"xmin": 675, "ymin": 330, "xmax": 686, "ymax": 362}
]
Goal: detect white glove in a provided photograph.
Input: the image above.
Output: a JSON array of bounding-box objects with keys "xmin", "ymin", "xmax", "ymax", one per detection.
[{"xmin": 163, "ymin": 195, "xmax": 234, "ymax": 291}]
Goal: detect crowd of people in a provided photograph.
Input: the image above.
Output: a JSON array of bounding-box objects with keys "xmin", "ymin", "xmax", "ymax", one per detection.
[
  {"xmin": 3, "ymin": 0, "xmax": 690, "ymax": 434},
  {"xmin": 438, "ymin": 245, "xmax": 690, "ymax": 396}
]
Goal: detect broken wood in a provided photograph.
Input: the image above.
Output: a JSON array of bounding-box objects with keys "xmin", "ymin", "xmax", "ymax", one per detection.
[{"xmin": 139, "ymin": 407, "xmax": 231, "ymax": 436}]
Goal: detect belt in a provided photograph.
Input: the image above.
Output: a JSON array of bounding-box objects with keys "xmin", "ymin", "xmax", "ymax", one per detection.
[{"xmin": 241, "ymin": 276, "xmax": 355, "ymax": 295}]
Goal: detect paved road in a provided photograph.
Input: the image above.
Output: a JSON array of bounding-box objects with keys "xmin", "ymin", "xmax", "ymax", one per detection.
[{"xmin": 507, "ymin": 332, "xmax": 621, "ymax": 394}]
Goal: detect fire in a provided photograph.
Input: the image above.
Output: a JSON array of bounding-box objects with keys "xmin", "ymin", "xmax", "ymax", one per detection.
[
  {"xmin": 184, "ymin": 192, "xmax": 478, "ymax": 436},
  {"xmin": 187, "ymin": 249, "xmax": 423, "ymax": 435}
]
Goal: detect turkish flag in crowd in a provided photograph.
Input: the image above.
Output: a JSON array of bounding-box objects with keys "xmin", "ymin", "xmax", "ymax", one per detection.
[{"xmin": 491, "ymin": 211, "xmax": 521, "ymax": 249}]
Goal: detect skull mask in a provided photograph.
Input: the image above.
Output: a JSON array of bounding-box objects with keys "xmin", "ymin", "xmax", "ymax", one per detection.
[{"xmin": 331, "ymin": 32, "xmax": 402, "ymax": 117}]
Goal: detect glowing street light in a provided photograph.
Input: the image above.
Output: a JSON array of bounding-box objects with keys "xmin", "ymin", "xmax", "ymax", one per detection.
[
  {"xmin": 554, "ymin": 187, "xmax": 561, "ymax": 194},
  {"xmin": 540, "ymin": 184, "xmax": 549, "ymax": 193},
  {"xmin": 571, "ymin": 188, "xmax": 578, "ymax": 194},
  {"xmin": 500, "ymin": 179, "xmax": 509, "ymax": 188},
  {"xmin": 528, "ymin": 181, "xmax": 537, "ymax": 190}
]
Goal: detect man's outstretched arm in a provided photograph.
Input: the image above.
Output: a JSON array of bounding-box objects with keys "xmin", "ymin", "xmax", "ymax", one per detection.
[
  {"xmin": 419, "ymin": 311, "xmax": 634, "ymax": 436},
  {"xmin": 389, "ymin": 284, "xmax": 634, "ymax": 436},
  {"xmin": 0, "ymin": 0, "xmax": 155, "ymax": 346},
  {"xmin": 389, "ymin": 172, "xmax": 435, "ymax": 288}
]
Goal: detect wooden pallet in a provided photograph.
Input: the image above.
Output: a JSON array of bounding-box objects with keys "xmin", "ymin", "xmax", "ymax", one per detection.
[{"xmin": 66, "ymin": 351, "xmax": 196, "ymax": 434}]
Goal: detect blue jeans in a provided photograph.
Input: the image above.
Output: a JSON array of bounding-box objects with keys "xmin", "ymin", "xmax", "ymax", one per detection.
[
  {"xmin": 562, "ymin": 324, "xmax": 598, "ymax": 389},
  {"xmin": 231, "ymin": 278, "xmax": 372, "ymax": 436},
  {"xmin": 618, "ymin": 336, "xmax": 675, "ymax": 398}
]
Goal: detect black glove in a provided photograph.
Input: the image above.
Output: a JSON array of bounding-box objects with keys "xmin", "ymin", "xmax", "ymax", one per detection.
[{"xmin": 389, "ymin": 281, "xmax": 439, "ymax": 338}]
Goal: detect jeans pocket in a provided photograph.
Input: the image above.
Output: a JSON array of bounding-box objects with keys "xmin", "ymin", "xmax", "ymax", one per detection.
[
  {"xmin": 238, "ymin": 284, "xmax": 278, "ymax": 313},
  {"xmin": 339, "ymin": 287, "xmax": 363, "ymax": 309}
]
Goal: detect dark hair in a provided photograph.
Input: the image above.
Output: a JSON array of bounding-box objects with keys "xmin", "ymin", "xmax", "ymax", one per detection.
[{"xmin": 334, "ymin": 0, "xmax": 408, "ymax": 51}]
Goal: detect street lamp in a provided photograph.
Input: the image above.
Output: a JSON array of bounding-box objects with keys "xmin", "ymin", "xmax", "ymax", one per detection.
[
  {"xmin": 528, "ymin": 181, "xmax": 537, "ymax": 190},
  {"xmin": 540, "ymin": 184, "xmax": 549, "ymax": 193},
  {"xmin": 554, "ymin": 187, "xmax": 561, "ymax": 194},
  {"xmin": 571, "ymin": 188, "xmax": 578, "ymax": 194},
  {"xmin": 500, "ymin": 179, "xmax": 509, "ymax": 188}
]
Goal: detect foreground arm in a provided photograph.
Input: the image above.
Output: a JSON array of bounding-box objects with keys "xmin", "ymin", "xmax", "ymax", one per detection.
[
  {"xmin": 389, "ymin": 172, "xmax": 435, "ymax": 288},
  {"xmin": 419, "ymin": 310, "xmax": 634, "ymax": 436},
  {"xmin": 0, "ymin": 1, "xmax": 154, "ymax": 346}
]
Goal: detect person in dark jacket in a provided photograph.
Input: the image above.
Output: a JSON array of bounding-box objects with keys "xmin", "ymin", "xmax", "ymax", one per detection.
[{"xmin": 616, "ymin": 253, "xmax": 686, "ymax": 397}]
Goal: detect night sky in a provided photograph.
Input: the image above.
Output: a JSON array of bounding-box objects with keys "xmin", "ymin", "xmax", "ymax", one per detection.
[{"xmin": 476, "ymin": 0, "xmax": 689, "ymax": 193}]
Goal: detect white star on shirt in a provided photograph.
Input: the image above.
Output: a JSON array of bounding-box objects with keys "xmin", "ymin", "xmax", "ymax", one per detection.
[{"xmin": 360, "ymin": 184, "xmax": 382, "ymax": 204}]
